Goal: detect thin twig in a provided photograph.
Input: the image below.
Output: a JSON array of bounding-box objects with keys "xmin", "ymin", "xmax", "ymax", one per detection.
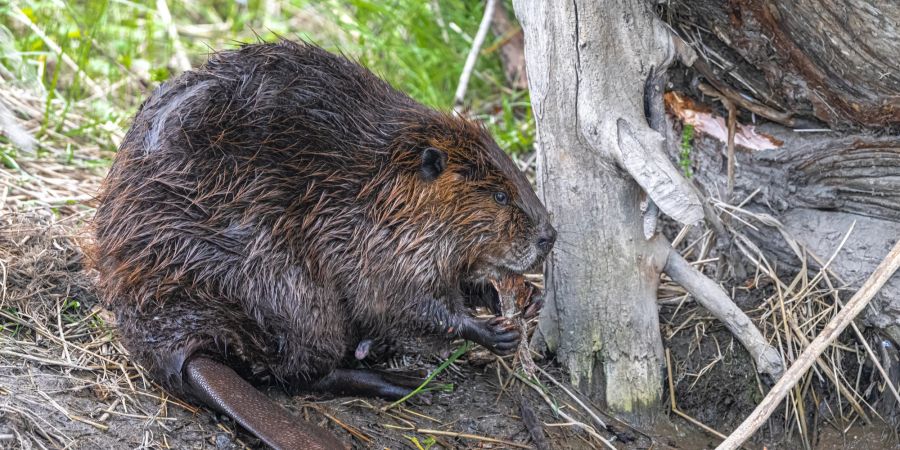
[
  {"xmin": 535, "ymin": 365, "xmax": 607, "ymax": 429},
  {"xmin": 666, "ymin": 349, "xmax": 728, "ymax": 441},
  {"xmin": 719, "ymin": 239, "xmax": 900, "ymax": 449},
  {"xmin": 453, "ymin": 0, "xmax": 497, "ymax": 111}
]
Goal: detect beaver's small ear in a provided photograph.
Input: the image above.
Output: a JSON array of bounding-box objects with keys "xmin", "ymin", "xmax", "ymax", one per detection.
[{"xmin": 420, "ymin": 147, "xmax": 447, "ymax": 181}]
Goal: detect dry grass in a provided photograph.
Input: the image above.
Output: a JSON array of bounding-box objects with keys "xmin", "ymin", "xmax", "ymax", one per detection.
[
  {"xmin": 659, "ymin": 188, "xmax": 899, "ymax": 448},
  {"xmin": 0, "ymin": 210, "xmax": 626, "ymax": 449},
  {"xmin": 0, "ymin": 210, "xmax": 222, "ymax": 448}
]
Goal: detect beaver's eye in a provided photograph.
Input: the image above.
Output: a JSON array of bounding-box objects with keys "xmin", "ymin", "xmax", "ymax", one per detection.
[{"xmin": 493, "ymin": 191, "xmax": 509, "ymax": 205}]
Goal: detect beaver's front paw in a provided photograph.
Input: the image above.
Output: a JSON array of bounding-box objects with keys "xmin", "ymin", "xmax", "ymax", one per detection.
[{"xmin": 472, "ymin": 316, "xmax": 521, "ymax": 356}]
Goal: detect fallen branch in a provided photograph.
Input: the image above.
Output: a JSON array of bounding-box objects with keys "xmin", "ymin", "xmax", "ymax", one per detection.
[
  {"xmin": 718, "ymin": 239, "xmax": 900, "ymax": 450},
  {"xmin": 453, "ymin": 0, "xmax": 497, "ymax": 111},
  {"xmin": 659, "ymin": 242, "xmax": 785, "ymax": 379}
]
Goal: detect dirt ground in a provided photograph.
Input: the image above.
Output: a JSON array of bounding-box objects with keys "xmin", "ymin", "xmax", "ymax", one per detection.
[
  {"xmin": 0, "ymin": 211, "xmax": 670, "ymax": 450},
  {"xmin": 0, "ymin": 173, "xmax": 898, "ymax": 449}
]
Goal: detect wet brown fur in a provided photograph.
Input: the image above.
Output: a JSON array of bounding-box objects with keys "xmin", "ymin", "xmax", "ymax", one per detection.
[{"xmin": 91, "ymin": 41, "xmax": 552, "ymax": 396}]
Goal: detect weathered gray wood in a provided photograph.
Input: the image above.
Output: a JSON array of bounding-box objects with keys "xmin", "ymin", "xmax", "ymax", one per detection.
[
  {"xmin": 513, "ymin": 0, "xmax": 697, "ymax": 419},
  {"xmin": 683, "ymin": 129, "xmax": 900, "ymax": 343},
  {"xmin": 661, "ymin": 242, "xmax": 784, "ymax": 379},
  {"xmin": 514, "ymin": 0, "xmax": 785, "ymax": 421}
]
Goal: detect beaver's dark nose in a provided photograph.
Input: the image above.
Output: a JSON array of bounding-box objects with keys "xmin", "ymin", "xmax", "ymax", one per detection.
[{"xmin": 536, "ymin": 224, "xmax": 557, "ymax": 254}]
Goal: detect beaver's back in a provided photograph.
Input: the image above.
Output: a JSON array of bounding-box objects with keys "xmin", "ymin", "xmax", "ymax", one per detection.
[
  {"xmin": 91, "ymin": 40, "xmax": 549, "ymax": 393},
  {"xmin": 95, "ymin": 41, "xmax": 429, "ymax": 303},
  {"xmin": 92, "ymin": 42, "xmax": 441, "ymax": 385}
]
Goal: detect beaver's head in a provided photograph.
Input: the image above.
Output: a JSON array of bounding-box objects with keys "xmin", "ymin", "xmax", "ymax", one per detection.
[{"xmin": 391, "ymin": 115, "xmax": 556, "ymax": 283}]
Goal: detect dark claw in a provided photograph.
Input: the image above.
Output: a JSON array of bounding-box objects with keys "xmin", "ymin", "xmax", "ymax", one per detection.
[
  {"xmin": 372, "ymin": 369, "xmax": 428, "ymax": 389},
  {"xmin": 481, "ymin": 316, "xmax": 521, "ymax": 356},
  {"xmin": 409, "ymin": 390, "xmax": 434, "ymax": 406},
  {"xmin": 523, "ymin": 295, "xmax": 544, "ymax": 319}
]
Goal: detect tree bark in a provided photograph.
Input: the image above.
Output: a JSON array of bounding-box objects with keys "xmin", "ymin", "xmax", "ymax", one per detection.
[
  {"xmin": 513, "ymin": 0, "xmax": 703, "ymax": 421},
  {"xmin": 664, "ymin": 0, "xmax": 900, "ymax": 130}
]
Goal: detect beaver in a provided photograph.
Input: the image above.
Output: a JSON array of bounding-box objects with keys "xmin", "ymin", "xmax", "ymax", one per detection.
[{"xmin": 92, "ymin": 40, "xmax": 555, "ymax": 449}]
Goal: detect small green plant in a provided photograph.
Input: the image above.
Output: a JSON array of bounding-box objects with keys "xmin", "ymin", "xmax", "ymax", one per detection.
[
  {"xmin": 0, "ymin": 307, "xmax": 23, "ymax": 337},
  {"xmin": 404, "ymin": 435, "xmax": 437, "ymax": 450},
  {"xmin": 4, "ymin": 0, "xmax": 534, "ymax": 164},
  {"xmin": 679, "ymin": 123, "xmax": 694, "ymax": 178},
  {"xmin": 61, "ymin": 297, "xmax": 81, "ymax": 323},
  {"xmin": 383, "ymin": 340, "xmax": 471, "ymax": 411},
  {"xmin": 0, "ymin": 146, "xmax": 19, "ymax": 170}
]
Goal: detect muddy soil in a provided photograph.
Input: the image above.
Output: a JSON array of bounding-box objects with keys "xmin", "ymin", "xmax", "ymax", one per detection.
[
  {"xmin": 661, "ymin": 292, "xmax": 900, "ymax": 450},
  {"xmin": 0, "ymin": 333, "xmax": 672, "ymax": 449},
  {"xmin": 0, "ymin": 212, "xmax": 662, "ymax": 449},
  {"xmin": 2, "ymin": 213, "xmax": 898, "ymax": 449}
]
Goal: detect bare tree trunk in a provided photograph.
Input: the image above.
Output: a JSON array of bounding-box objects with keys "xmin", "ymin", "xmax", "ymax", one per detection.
[
  {"xmin": 513, "ymin": 0, "xmax": 701, "ymax": 421},
  {"xmin": 514, "ymin": 0, "xmax": 786, "ymax": 421}
]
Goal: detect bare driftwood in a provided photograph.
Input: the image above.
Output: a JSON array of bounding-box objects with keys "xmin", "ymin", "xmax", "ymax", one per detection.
[
  {"xmin": 718, "ymin": 240, "xmax": 900, "ymax": 449},
  {"xmin": 659, "ymin": 242, "xmax": 784, "ymax": 379}
]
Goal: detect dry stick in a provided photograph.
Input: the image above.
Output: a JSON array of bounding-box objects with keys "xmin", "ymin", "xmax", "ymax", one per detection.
[
  {"xmin": 724, "ymin": 99, "xmax": 736, "ymax": 198},
  {"xmin": 733, "ymin": 227, "xmax": 873, "ymax": 423},
  {"xmin": 494, "ymin": 357, "xmax": 618, "ymax": 450},
  {"xmin": 818, "ymin": 274, "xmax": 900, "ymax": 409},
  {"xmin": 697, "ymin": 83, "xmax": 736, "ymax": 198},
  {"xmin": 691, "ymin": 59, "xmax": 795, "ymax": 127},
  {"xmin": 0, "ymin": 349, "xmax": 92, "ymax": 370},
  {"xmin": 513, "ymin": 372, "xmax": 618, "ymax": 450},
  {"xmin": 535, "ymin": 366, "xmax": 606, "ymax": 429},
  {"xmin": 718, "ymin": 240, "xmax": 900, "ymax": 450},
  {"xmin": 38, "ymin": 391, "xmax": 109, "ymax": 431},
  {"xmin": 794, "ymin": 223, "xmax": 900, "ymax": 413},
  {"xmin": 453, "ymin": 0, "xmax": 497, "ymax": 111},
  {"xmin": 312, "ymin": 407, "xmax": 372, "ymax": 444},
  {"xmin": 660, "ymin": 242, "xmax": 785, "ymax": 379}
]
